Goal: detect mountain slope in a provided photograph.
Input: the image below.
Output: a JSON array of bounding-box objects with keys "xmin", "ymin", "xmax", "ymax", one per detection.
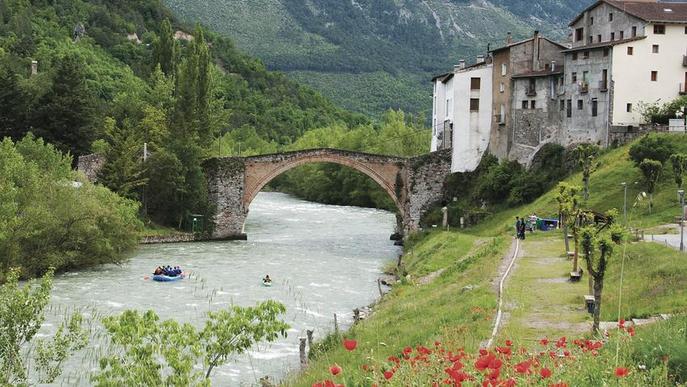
[{"xmin": 164, "ymin": 0, "xmax": 590, "ymax": 117}]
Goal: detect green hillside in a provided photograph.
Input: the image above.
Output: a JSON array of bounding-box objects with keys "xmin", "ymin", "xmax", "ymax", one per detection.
[{"xmin": 163, "ymin": 0, "xmax": 590, "ymax": 117}]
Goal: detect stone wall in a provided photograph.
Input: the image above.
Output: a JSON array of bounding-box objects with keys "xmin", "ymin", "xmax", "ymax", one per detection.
[
  {"xmin": 404, "ymin": 149, "xmax": 453, "ymax": 232},
  {"xmin": 203, "ymin": 157, "xmax": 248, "ymax": 240},
  {"xmin": 77, "ymin": 154, "xmax": 105, "ymax": 182}
]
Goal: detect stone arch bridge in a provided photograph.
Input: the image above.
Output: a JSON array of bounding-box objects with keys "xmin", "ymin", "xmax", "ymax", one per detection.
[{"xmin": 203, "ymin": 148, "xmax": 452, "ymax": 239}]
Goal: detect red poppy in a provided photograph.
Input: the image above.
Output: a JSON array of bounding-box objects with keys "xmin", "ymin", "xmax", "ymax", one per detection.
[
  {"xmin": 540, "ymin": 338, "xmax": 550, "ymax": 346},
  {"xmin": 496, "ymin": 346, "xmax": 512, "ymax": 356},
  {"xmin": 329, "ymin": 364, "xmax": 342, "ymax": 376},
  {"xmin": 479, "ymin": 348, "xmax": 489, "ymax": 356},
  {"xmin": 618, "ymin": 319, "xmax": 626, "ymax": 329},
  {"xmin": 514, "ymin": 361, "xmax": 532, "ymax": 374},
  {"xmin": 312, "ymin": 383, "xmax": 323, "ymax": 387},
  {"xmin": 361, "ymin": 364, "xmax": 370, "ymax": 372},
  {"xmin": 555, "ymin": 337, "xmax": 567, "ymax": 348},
  {"xmin": 403, "ymin": 346, "xmax": 413, "ymax": 355},
  {"xmin": 383, "ymin": 370, "xmax": 394, "ymax": 380},
  {"xmin": 540, "ymin": 367, "xmax": 552, "ymax": 378},
  {"xmin": 343, "ymin": 338, "xmax": 357, "ymax": 351},
  {"xmin": 502, "ymin": 378, "xmax": 516, "ymax": 387},
  {"xmin": 505, "ymin": 340, "xmax": 513, "ymax": 347},
  {"xmin": 615, "ymin": 367, "xmax": 630, "ymax": 378},
  {"xmin": 627, "ymin": 326, "xmax": 635, "ymax": 337},
  {"xmin": 387, "ymin": 356, "xmax": 400, "ymax": 364}
]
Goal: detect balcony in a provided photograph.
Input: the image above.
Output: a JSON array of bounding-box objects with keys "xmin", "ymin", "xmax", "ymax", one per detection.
[
  {"xmin": 579, "ymin": 82, "xmax": 589, "ymax": 94},
  {"xmin": 599, "ymin": 80, "xmax": 608, "ymax": 92},
  {"xmin": 525, "ymin": 87, "xmax": 537, "ymax": 97}
]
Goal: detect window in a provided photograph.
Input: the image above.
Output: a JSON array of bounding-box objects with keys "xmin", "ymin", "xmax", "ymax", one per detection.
[
  {"xmin": 588, "ymin": 36, "xmax": 593, "ymax": 44},
  {"xmin": 652, "ymin": 44, "xmax": 659, "ymax": 53},
  {"xmin": 572, "ymin": 72, "xmax": 577, "ymax": 83},
  {"xmin": 560, "ymin": 99, "xmax": 565, "ymax": 111},
  {"xmin": 627, "ymin": 46, "xmax": 634, "ymax": 55},
  {"xmin": 501, "ymin": 63, "xmax": 507, "ymax": 76},
  {"xmin": 566, "ymin": 99, "xmax": 572, "ymax": 118},
  {"xmin": 470, "ymin": 77, "xmax": 481, "ymax": 90},
  {"xmin": 522, "ymin": 100, "xmax": 528, "ymax": 109},
  {"xmin": 611, "ymin": 32, "xmax": 615, "ymax": 40},
  {"xmin": 626, "ymin": 103, "xmax": 632, "ymax": 112},
  {"xmin": 499, "ymin": 82, "xmax": 505, "ymax": 93},
  {"xmin": 597, "ymin": 34, "xmax": 602, "ymax": 42},
  {"xmin": 445, "ymin": 99, "xmax": 450, "ymax": 117},
  {"xmin": 654, "ymin": 24, "xmax": 665, "ymax": 34},
  {"xmin": 592, "ymin": 99, "xmax": 598, "ymax": 117},
  {"xmin": 575, "ymin": 28, "xmax": 584, "ymax": 42},
  {"xmin": 583, "ymin": 51, "xmax": 590, "ymax": 59},
  {"xmin": 609, "ymin": 13, "xmax": 614, "ymax": 21},
  {"xmin": 685, "ymin": 26, "xmax": 687, "ymax": 34},
  {"xmin": 590, "ymin": 16, "xmax": 594, "ymax": 25},
  {"xmin": 582, "ymin": 71, "xmax": 589, "ymax": 83},
  {"xmin": 530, "ymin": 100, "xmax": 536, "ymax": 109},
  {"xmin": 577, "ymin": 100, "xmax": 584, "ymax": 110},
  {"xmin": 470, "ymin": 98, "xmax": 480, "ymax": 111},
  {"xmin": 603, "ymin": 48, "xmax": 609, "ymax": 57},
  {"xmin": 651, "ymin": 71, "xmax": 658, "ymax": 81},
  {"xmin": 572, "ymin": 52, "xmax": 578, "ymax": 60},
  {"xmin": 632, "ymin": 26, "xmax": 637, "ymax": 37},
  {"xmin": 499, "ymin": 104, "xmax": 505, "ymax": 123},
  {"xmin": 620, "ymin": 31, "xmax": 624, "ymax": 40}
]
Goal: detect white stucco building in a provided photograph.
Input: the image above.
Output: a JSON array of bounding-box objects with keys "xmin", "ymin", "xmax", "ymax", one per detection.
[{"xmin": 431, "ymin": 59, "xmax": 493, "ymax": 172}]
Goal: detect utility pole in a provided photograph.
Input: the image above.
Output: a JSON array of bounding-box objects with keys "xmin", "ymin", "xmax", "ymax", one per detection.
[
  {"xmin": 621, "ymin": 182, "xmax": 627, "ymax": 225},
  {"xmin": 679, "ymin": 189, "xmax": 685, "ymax": 252}
]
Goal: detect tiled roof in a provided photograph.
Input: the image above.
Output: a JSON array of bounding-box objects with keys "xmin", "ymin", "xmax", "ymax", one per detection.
[
  {"xmin": 490, "ymin": 36, "xmax": 569, "ymax": 53},
  {"xmin": 571, "ymin": 0, "xmax": 687, "ymax": 26}
]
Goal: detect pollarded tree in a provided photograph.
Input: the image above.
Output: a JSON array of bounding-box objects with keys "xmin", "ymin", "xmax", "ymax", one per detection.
[
  {"xmin": 574, "ymin": 144, "xmax": 600, "ymax": 201},
  {"xmin": 639, "ymin": 158, "xmax": 663, "ymax": 213},
  {"xmin": 670, "ymin": 153, "xmax": 687, "ymax": 189},
  {"xmin": 580, "ymin": 211, "xmax": 626, "ymax": 333},
  {"xmin": 556, "ymin": 183, "xmax": 582, "ymax": 273}
]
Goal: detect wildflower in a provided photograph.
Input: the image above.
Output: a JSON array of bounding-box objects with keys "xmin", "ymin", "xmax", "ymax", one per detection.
[
  {"xmin": 618, "ymin": 319, "xmax": 626, "ymax": 329},
  {"xmin": 540, "ymin": 338, "xmax": 550, "ymax": 346},
  {"xmin": 383, "ymin": 370, "xmax": 394, "ymax": 380},
  {"xmin": 343, "ymin": 338, "xmax": 357, "ymax": 351},
  {"xmin": 514, "ymin": 360, "xmax": 532, "ymax": 374},
  {"xmin": 329, "ymin": 364, "xmax": 342, "ymax": 376},
  {"xmin": 505, "ymin": 340, "xmax": 513, "ymax": 347},
  {"xmin": 615, "ymin": 367, "xmax": 630, "ymax": 378},
  {"xmin": 555, "ymin": 337, "xmax": 567, "ymax": 348},
  {"xmin": 496, "ymin": 346, "xmax": 512, "ymax": 356},
  {"xmin": 540, "ymin": 367, "xmax": 552, "ymax": 378},
  {"xmin": 627, "ymin": 326, "xmax": 635, "ymax": 337},
  {"xmin": 502, "ymin": 378, "xmax": 516, "ymax": 387},
  {"xmin": 388, "ymin": 355, "xmax": 400, "ymax": 364}
]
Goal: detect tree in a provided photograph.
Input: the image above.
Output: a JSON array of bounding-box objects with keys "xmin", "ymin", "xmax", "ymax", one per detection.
[
  {"xmin": 0, "ymin": 268, "xmax": 88, "ymax": 384},
  {"xmin": 629, "ymin": 133, "xmax": 675, "ymax": 166},
  {"xmin": 580, "ymin": 212, "xmax": 625, "ymax": 333},
  {"xmin": 574, "ymin": 144, "xmax": 599, "ymax": 201},
  {"xmin": 0, "ymin": 62, "xmax": 27, "ymax": 139},
  {"xmin": 556, "ymin": 183, "xmax": 582, "ymax": 273},
  {"xmin": 97, "ymin": 117, "xmax": 148, "ymax": 201},
  {"xmin": 32, "ymin": 52, "xmax": 98, "ymax": 157},
  {"xmin": 670, "ymin": 153, "xmax": 687, "ymax": 189},
  {"xmin": 153, "ymin": 19, "xmax": 176, "ymax": 76},
  {"xmin": 92, "ymin": 301, "xmax": 289, "ymax": 385},
  {"xmin": 639, "ymin": 158, "xmax": 663, "ymax": 213}
]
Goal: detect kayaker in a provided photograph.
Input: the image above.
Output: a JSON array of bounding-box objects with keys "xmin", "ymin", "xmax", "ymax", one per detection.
[
  {"xmin": 154, "ymin": 267, "xmax": 163, "ymax": 275},
  {"xmin": 263, "ymin": 275, "xmax": 272, "ymax": 283}
]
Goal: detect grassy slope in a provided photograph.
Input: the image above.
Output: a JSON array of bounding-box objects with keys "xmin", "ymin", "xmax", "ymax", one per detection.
[
  {"xmin": 288, "ymin": 136, "xmax": 687, "ymax": 385},
  {"xmin": 287, "ymin": 233, "xmax": 507, "ymax": 386},
  {"xmin": 471, "ymin": 134, "xmax": 687, "ymax": 236}
]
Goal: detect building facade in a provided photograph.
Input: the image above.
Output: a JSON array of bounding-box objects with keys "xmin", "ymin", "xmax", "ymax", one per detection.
[{"xmin": 431, "ymin": 59, "xmax": 493, "ymax": 173}]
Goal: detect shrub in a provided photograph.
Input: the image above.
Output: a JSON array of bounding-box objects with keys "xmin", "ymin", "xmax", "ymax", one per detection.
[{"xmin": 629, "ymin": 134, "xmax": 675, "ymax": 166}]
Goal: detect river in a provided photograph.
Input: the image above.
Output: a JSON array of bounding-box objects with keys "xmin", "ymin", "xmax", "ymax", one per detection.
[{"xmin": 44, "ymin": 192, "xmax": 400, "ymax": 386}]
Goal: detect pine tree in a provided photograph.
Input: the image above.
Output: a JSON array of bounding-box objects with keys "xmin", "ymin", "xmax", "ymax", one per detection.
[
  {"xmin": 33, "ymin": 53, "xmax": 97, "ymax": 157},
  {"xmin": 0, "ymin": 64, "xmax": 26, "ymax": 139}
]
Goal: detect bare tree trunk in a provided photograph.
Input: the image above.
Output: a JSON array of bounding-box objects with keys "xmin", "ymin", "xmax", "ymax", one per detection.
[
  {"xmin": 563, "ymin": 224, "xmax": 570, "ymax": 254},
  {"xmin": 592, "ymin": 278, "xmax": 604, "ymax": 333},
  {"xmin": 573, "ymin": 232, "xmax": 579, "ymax": 274}
]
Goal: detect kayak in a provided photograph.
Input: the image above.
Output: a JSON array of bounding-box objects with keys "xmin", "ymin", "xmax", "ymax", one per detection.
[{"xmin": 153, "ymin": 273, "xmax": 185, "ymax": 282}]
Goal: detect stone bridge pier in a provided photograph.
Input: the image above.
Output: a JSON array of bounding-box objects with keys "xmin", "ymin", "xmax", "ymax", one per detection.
[{"xmin": 203, "ymin": 148, "xmax": 452, "ymax": 240}]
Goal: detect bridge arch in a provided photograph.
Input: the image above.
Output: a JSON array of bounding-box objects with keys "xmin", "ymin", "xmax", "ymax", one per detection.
[{"xmin": 243, "ymin": 152, "xmax": 405, "ymax": 217}]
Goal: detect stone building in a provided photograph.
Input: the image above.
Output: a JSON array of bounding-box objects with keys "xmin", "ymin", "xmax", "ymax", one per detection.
[
  {"xmin": 561, "ymin": 0, "xmax": 687, "ymax": 146},
  {"xmin": 489, "ymin": 31, "xmax": 567, "ymax": 163},
  {"xmin": 431, "ymin": 57, "xmax": 493, "ymax": 172}
]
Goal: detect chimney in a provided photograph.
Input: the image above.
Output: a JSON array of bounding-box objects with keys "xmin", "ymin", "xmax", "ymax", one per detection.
[
  {"xmin": 476, "ymin": 55, "xmax": 484, "ymax": 63},
  {"xmin": 30, "ymin": 60, "xmax": 38, "ymax": 76},
  {"xmin": 506, "ymin": 32, "xmax": 513, "ymax": 45},
  {"xmin": 457, "ymin": 59, "xmax": 466, "ymax": 70},
  {"xmin": 532, "ymin": 30, "xmax": 541, "ymax": 72}
]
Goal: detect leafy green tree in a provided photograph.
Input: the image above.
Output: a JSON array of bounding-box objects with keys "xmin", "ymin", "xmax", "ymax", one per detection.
[
  {"xmin": 92, "ymin": 301, "xmax": 289, "ymax": 385},
  {"xmin": 98, "ymin": 117, "xmax": 148, "ymax": 200},
  {"xmin": 32, "ymin": 52, "xmax": 98, "ymax": 157},
  {"xmin": 639, "ymin": 158, "xmax": 663, "ymax": 213},
  {"xmin": 0, "ymin": 268, "xmax": 88, "ymax": 384},
  {"xmin": 0, "ymin": 61, "xmax": 27, "ymax": 139},
  {"xmin": 670, "ymin": 153, "xmax": 687, "ymax": 189},
  {"xmin": 153, "ymin": 19, "xmax": 176, "ymax": 76},
  {"xmin": 580, "ymin": 212, "xmax": 625, "ymax": 333},
  {"xmin": 556, "ymin": 183, "xmax": 583, "ymax": 274},
  {"xmin": 629, "ymin": 134, "xmax": 675, "ymax": 166},
  {"xmin": 574, "ymin": 144, "xmax": 599, "ymax": 201}
]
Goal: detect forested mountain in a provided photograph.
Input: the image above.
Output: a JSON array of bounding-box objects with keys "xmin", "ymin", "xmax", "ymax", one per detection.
[{"xmin": 164, "ymin": 0, "xmax": 590, "ymax": 117}]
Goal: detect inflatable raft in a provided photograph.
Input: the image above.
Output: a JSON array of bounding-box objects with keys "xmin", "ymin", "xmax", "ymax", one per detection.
[
  {"xmin": 262, "ymin": 280, "xmax": 272, "ymax": 287},
  {"xmin": 152, "ymin": 273, "xmax": 185, "ymax": 282}
]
